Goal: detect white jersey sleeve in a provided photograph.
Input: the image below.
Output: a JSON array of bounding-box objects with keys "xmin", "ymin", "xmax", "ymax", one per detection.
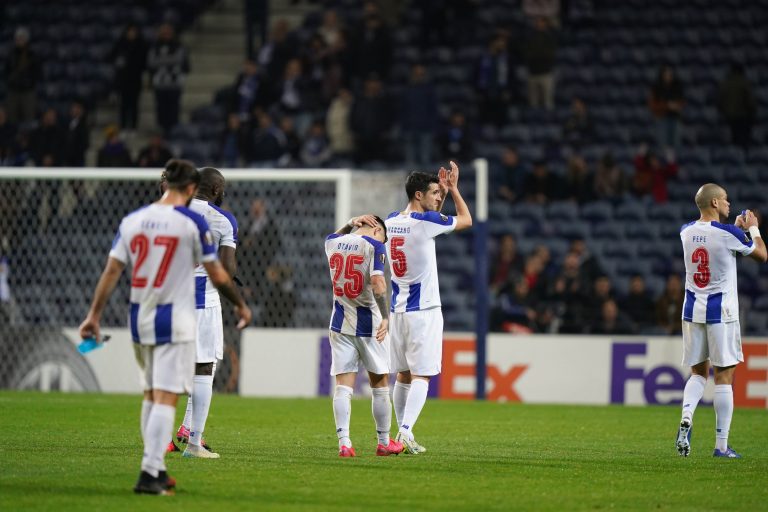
[
  {"xmin": 720, "ymin": 223, "xmax": 755, "ymax": 256},
  {"xmin": 416, "ymin": 211, "xmax": 456, "ymax": 238},
  {"xmin": 189, "ymin": 199, "xmax": 238, "ymax": 308},
  {"xmin": 109, "ymin": 217, "xmax": 132, "ymax": 264}
]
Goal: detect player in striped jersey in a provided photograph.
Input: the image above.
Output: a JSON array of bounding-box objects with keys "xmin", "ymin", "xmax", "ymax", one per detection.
[
  {"xmin": 325, "ymin": 214, "xmax": 404, "ymax": 457},
  {"xmin": 385, "ymin": 162, "xmax": 472, "ymax": 454},
  {"xmin": 168, "ymin": 167, "xmax": 239, "ymax": 459},
  {"xmin": 79, "ymin": 160, "xmax": 251, "ymax": 494},
  {"xmin": 675, "ymin": 183, "xmax": 766, "ymax": 458}
]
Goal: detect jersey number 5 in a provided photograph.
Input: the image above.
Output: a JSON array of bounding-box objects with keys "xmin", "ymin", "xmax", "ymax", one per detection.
[
  {"xmin": 130, "ymin": 234, "xmax": 179, "ymax": 288},
  {"xmin": 330, "ymin": 253, "xmax": 364, "ymax": 298},
  {"xmin": 692, "ymin": 247, "xmax": 710, "ymax": 288},
  {"xmin": 390, "ymin": 236, "xmax": 407, "ymax": 277}
]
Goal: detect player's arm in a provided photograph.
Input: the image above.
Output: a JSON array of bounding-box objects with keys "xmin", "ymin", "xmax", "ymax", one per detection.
[
  {"xmin": 79, "ymin": 257, "xmax": 126, "ymax": 341},
  {"xmin": 372, "ymin": 274, "xmax": 389, "ymax": 342},
  {"xmin": 203, "ymin": 260, "xmax": 252, "ymax": 329},
  {"xmin": 334, "ymin": 215, "xmax": 379, "ymax": 235},
  {"xmin": 445, "ymin": 161, "xmax": 473, "ymax": 231},
  {"xmin": 218, "ymin": 246, "xmax": 237, "ymax": 277}
]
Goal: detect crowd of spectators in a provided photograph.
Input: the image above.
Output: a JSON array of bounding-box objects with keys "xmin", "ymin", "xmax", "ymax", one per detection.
[{"xmin": 489, "ymin": 234, "xmax": 684, "ymax": 335}]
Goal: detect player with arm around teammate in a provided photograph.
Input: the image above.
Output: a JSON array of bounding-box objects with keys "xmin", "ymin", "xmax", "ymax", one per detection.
[
  {"xmin": 168, "ymin": 167, "xmax": 240, "ymax": 458},
  {"xmin": 386, "ymin": 161, "xmax": 472, "ymax": 454},
  {"xmin": 325, "ymin": 214, "xmax": 404, "ymax": 457},
  {"xmin": 79, "ymin": 160, "xmax": 251, "ymax": 495},
  {"xmin": 675, "ymin": 183, "xmax": 766, "ymax": 458}
]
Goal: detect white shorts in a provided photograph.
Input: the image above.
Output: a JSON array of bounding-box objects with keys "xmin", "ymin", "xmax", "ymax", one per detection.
[
  {"xmin": 133, "ymin": 342, "xmax": 195, "ymax": 394},
  {"xmin": 390, "ymin": 308, "xmax": 444, "ymax": 376},
  {"xmin": 195, "ymin": 305, "xmax": 224, "ymax": 363},
  {"xmin": 329, "ymin": 330, "xmax": 390, "ymax": 376},
  {"xmin": 681, "ymin": 320, "xmax": 743, "ymax": 367}
]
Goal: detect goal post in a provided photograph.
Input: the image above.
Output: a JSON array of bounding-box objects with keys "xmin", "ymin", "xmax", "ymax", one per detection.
[{"xmin": 473, "ymin": 158, "xmax": 490, "ymax": 400}]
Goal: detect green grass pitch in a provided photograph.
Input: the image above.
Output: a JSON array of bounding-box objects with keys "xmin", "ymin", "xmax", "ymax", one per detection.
[{"xmin": 1, "ymin": 391, "xmax": 767, "ymax": 511}]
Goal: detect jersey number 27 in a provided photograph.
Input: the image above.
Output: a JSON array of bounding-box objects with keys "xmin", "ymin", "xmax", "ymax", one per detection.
[{"xmin": 130, "ymin": 234, "xmax": 179, "ymax": 288}]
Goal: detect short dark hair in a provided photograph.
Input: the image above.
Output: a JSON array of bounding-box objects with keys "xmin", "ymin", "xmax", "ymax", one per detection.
[
  {"xmin": 198, "ymin": 167, "xmax": 224, "ymax": 197},
  {"xmin": 163, "ymin": 159, "xmax": 199, "ymax": 190},
  {"xmin": 373, "ymin": 215, "xmax": 388, "ymax": 243},
  {"xmin": 405, "ymin": 171, "xmax": 439, "ymax": 200}
]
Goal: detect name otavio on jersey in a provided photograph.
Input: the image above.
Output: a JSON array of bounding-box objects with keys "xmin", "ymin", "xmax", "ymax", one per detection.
[{"xmin": 336, "ymin": 242, "xmax": 360, "ymax": 251}]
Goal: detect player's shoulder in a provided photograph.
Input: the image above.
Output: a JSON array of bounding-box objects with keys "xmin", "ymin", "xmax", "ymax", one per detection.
[
  {"xmin": 207, "ymin": 202, "xmax": 239, "ymax": 232},
  {"xmin": 173, "ymin": 205, "xmax": 210, "ymax": 233},
  {"xmin": 680, "ymin": 220, "xmax": 696, "ymax": 233},
  {"xmin": 385, "ymin": 211, "xmax": 400, "ymax": 221},
  {"xmin": 326, "ymin": 233, "xmax": 343, "ymax": 242},
  {"xmin": 410, "ymin": 210, "xmax": 452, "ymax": 226},
  {"xmin": 360, "ymin": 235, "xmax": 385, "ymax": 252},
  {"xmin": 710, "ymin": 221, "xmax": 750, "ymax": 242},
  {"xmin": 120, "ymin": 204, "xmax": 151, "ymax": 224}
]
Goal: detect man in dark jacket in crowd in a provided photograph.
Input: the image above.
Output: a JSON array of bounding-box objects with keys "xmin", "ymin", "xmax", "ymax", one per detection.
[
  {"xmin": 147, "ymin": 24, "xmax": 189, "ymax": 136},
  {"xmin": 523, "ymin": 17, "xmax": 557, "ymax": 110},
  {"xmin": 5, "ymin": 27, "xmax": 41, "ymax": 124},
  {"xmin": 717, "ymin": 63, "xmax": 757, "ymax": 149}
]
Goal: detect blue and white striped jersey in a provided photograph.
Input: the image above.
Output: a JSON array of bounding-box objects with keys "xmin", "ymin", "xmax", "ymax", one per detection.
[
  {"xmin": 325, "ymin": 233, "xmax": 386, "ymax": 337},
  {"xmin": 109, "ymin": 204, "xmax": 218, "ymax": 344},
  {"xmin": 385, "ymin": 210, "xmax": 456, "ymax": 313},
  {"xmin": 189, "ymin": 198, "xmax": 238, "ymax": 309},
  {"xmin": 680, "ymin": 220, "xmax": 755, "ymax": 323}
]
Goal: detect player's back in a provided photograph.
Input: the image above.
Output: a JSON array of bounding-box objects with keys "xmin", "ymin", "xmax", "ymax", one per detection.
[
  {"xmin": 325, "ymin": 233, "xmax": 385, "ymax": 336},
  {"xmin": 111, "ymin": 203, "xmax": 216, "ymax": 344},
  {"xmin": 188, "ymin": 198, "xmax": 238, "ymax": 308},
  {"xmin": 385, "ymin": 211, "xmax": 455, "ymax": 312},
  {"xmin": 680, "ymin": 220, "xmax": 754, "ymax": 323}
]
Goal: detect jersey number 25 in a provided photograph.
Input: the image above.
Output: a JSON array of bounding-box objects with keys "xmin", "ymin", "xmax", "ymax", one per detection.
[{"xmin": 330, "ymin": 253, "xmax": 364, "ymax": 298}]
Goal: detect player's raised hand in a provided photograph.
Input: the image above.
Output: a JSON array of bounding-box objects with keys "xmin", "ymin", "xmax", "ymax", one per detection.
[
  {"xmin": 234, "ymin": 303, "xmax": 252, "ymax": 330},
  {"xmin": 743, "ymin": 209, "xmax": 759, "ymax": 229},
  {"xmin": 438, "ymin": 167, "xmax": 449, "ymax": 195},
  {"xmin": 447, "ymin": 160, "xmax": 460, "ymax": 190},
  {"xmin": 349, "ymin": 215, "xmax": 378, "ymax": 228},
  {"xmin": 736, "ymin": 210, "xmax": 749, "ymax": 229},
  {"xmin": 375, "ymin": 318, "xmax": 388, "ymax": 342},
  {"xmin": 78, "ymin": 315, "xmax": 101, "ymax": 341}
]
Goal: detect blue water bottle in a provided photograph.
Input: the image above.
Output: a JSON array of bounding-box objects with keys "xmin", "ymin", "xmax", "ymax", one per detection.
[{"xmin": 77, "ymin": 335, "xmax": 110, "ymax": 354}]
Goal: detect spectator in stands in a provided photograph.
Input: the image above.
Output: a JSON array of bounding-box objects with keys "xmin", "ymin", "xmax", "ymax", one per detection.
[
  {"xmin": 400, "ymin": 64, "xmax": 438, "ymax": 168},
  {"xmin": 524, "ymin": 160, "xmax": 558, "ymax": 203},
  {"xmin": 350, "ymin": 76, "xmax": 391, "ymax": 165},
  {"xmin": 300, "ymin": 34, "xmax": 330, "ymax": 108},
  {"xmin": 273, "ymin": 58, "xmax": 312, "ymax": 134},
  {"xmin": 656, "ymin": 273, "xmax": 683, "ymax": 335},
  {"xmin": 318, "ymin": 9, "xmax": 344, "ymax": 48},
  {"xmin": 648, "ymin": 64, "xmax": 684, "ymax": 152},
  {"xmin": 564, "ymin": 154, "xmax": 594, "ymax": 204},
  {"xmin": 490, "ymin": 234, "xmax": 525, "ymax": 295},
  {"xmin": 219, "ymin": 113, "xmax": 251, "ymax": 167},
  {"xmin": 496, "ymin": 146, "xmax": 527, "ymax": 203},
  {"xmin": 321, "ymin": 30, "xmax": 353, "ymax": 103},
  {"xmin": 439, "ymin": 110, "xmax": 473, "ymax": 164},
  {"xmin": 632, "ymin": 144, "xmax": 678, "ymax": 203},
  {"xmin": 550, "ymin": 251, "xmax": 588, "ymax": 333},
  {"xmin": 493, "ymin": 276, "xmax": 537, "ymax": 333},
  {"xmin": 620, "ymin": 274, "xmax": 657, "ymax": 332},
  {"xmin": 97, "ymin": 125, "xmax": 133, "ymax": 167},
  {"xmin": 475, "ymin": 35, "xmax": 515, "ymax": 127},
  {"xmin": 0, "ymin": 107, "xmax": 17, "ymax": 165},
  {"xmin": 351, "ymin": 8, "xmax": 392, "ymax": 81},
  {"xmin": 249, "ymin": 110, "xmax": 286, "ymax": 165},
  {"xmin": 233, "ymin": 60, "xmax": 268, "ymax": 121},
  {"xmin": 523, "ymin": 0, "xmax": 560, "ymax": 26},
  {"xmin": 717, "ymin": 62, "xmax": 757, "ymax": 149},
  {"xmin": 30, "ymin": 109, "xmax": 65, "ymax": 167},
  {"xmin": 592, "ymin": 299, "xmax": 636, "ymax": 335},
  {"xmin": 147, "ymin": 23, "xmax": 189, "ymax": 137},
  {"xmin": 258, "ymin": 19, "xmax": 297, "ymax": 81},
  {"xmin": 521, "ymin": 253, "xmax": 549, "ymax": 301},
  {"xmin": 240, "ymin": 198, "xmax": 282, "ymax": 319},
  {"xmin": 584, "ymin": 274, "xmax": 615, "ymax": 328},
  {"xmin": 64, "ymin": 101, "xmax": 89, "ymax": 167},
  {"xmin": 110, "ymin": 24, "xmax": 147, "ymax": 132},
  {"xmin": 593, "ymin": 152, "xmax": 628, "ymax": 202},
  {"xmin": 326, "ymin": 88, "xmax": 354, "ymax": 162},
  {"xmin": 278, "ymin": 116, "xmax": 301, "ymax": 167},
  {"xmin": 300, "ymin": 120, "xmax": 332, "ymax": 168},
  {"xmin": 261, "ymin": 265, "xmax": 296, "ymax": 327},
  {"xmin": 523, "ymin": 17, "xmax": 557, "ymax": 110},
  {"xmin": 569, "ymin": 238, "xmax": 603, "ymax": 281},
  {"xmin": 137, "ymin": 134, "xmax": 173, "ymax": 168},
  {"xmin": 563, "ymin": 97, "xmax": 593, "ymax": 148},
  {"xmin": 5, "ymin": 27, "xmax": 40, "ymax": 125}
]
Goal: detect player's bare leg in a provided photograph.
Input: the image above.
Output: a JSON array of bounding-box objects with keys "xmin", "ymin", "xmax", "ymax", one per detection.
[
  {"xmin": 334, "ymin": 372, "xmax": 356, "ymax": 457},
  {"xmin": 135, "ymin": 389, "xmax": 179, "ymax": 495},
  {"xmin": 183, "ymin": 362, "xmax": 219, "ymax": 459},
  {"xmin": 370, "ymin": 372, "xmax": 403, "ymax": 456},
  {"xmin": 396, "ymin": 373, "xmax": 430, "ymax": 454},
  {"xmin": 677, "ymin": 361, "xmax": 708, "ymax": 456},
  {"xmin": 712, "ymin": 365, "xmax": 740, "ymax": 458}
]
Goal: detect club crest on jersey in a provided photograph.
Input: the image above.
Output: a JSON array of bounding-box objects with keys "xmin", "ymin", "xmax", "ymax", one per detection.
[
  {"xmin": 379, "ymin": 253, "xmax": 385, "ymax": 265},
  {"xmin": 440, "ymin": 214, "xmax": 448, "ymax": 222}
]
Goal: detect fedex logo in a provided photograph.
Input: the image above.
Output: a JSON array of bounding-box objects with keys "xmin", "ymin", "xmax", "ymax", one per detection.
[{"xmin": 611, "ymin": 342, "xmax": 768, "ymax": 408}]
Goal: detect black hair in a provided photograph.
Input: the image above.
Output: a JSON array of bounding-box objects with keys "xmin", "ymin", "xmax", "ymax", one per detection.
[
  {"xmin": 197, "ymin": 167, "xmax": 224, "ymax": 198},
  {"xmin": 405, "ymin": 171, "xmax": 439, "ymax": 200},
  {"xmin": 373, "ymin": 215, "xmax": 388, "ymax": 243},
  {"xmin": 163, "ymin": 159, "xmax": 199, "ymax": 190}
]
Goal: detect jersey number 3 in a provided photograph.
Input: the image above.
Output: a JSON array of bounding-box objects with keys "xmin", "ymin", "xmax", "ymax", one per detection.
[
  {"xmin": 692, "ymin": 247, "xmax": 710, "ymax": 288},
  {"xmin": 130, "ymin": 234, "xmax": 179, "ymax": 288},
  {"xmin": 330, "ymin": 253, "xmax": 364, "ymax": 298},
  {"xmin": 390, "ymin": 236, "xmax": 407, "ymax": 277}
]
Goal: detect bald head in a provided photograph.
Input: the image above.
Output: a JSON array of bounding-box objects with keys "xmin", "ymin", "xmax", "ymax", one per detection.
[
  {"xmin": 695, "ymin": 183, "xmax": 726, "ymax": 211},
  {"xmin": 198, "ymin": 167, "xmax": 225, "ymax": 205}
]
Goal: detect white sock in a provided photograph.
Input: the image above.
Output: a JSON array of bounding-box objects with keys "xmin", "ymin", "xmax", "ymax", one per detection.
[
  {"xmin": 141, "ymin": 403, "xmax": 175, "ymax": 477},
  {"xmin": 333, "ymin": 385, "xmax": 353, "ymax": 448},
  {"xmin": 140, "ymin": 400, "xmax": 153, "ymax": 443},
  {"xmin": 714, "ymin": 384, "xmax": 733, "ymax": 452},
  {"xmin": 399, "ymin": 379, "xmax": 429, "ymax": 439},
  {"xmin": 681, "ymin": 374, "xmax": 706, "ymax": 424},
  {"xmin": 182, "ymin": 394, "xmax": 193, "ymax": 431},
  {"xmin": 371, "ymin": 387, "xmax": 391, "ymax": 445},
  {"xmin": 393, "ymin": 381, "xmax": 410, "ymax": 428},
  {"xmin": 189, "ymin": 375, "xmax": 214, "ymax": 446}
]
